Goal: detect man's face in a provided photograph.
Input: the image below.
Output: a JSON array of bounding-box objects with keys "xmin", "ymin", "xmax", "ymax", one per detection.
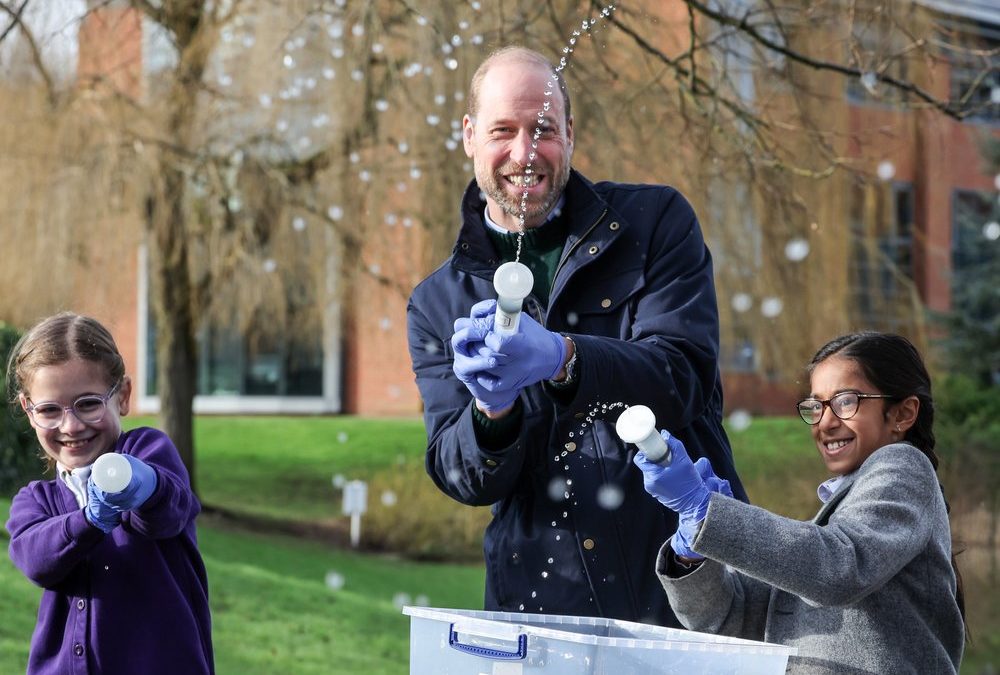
[{"xmin": 463, "ymin": 58, "xmax": 573, "ymax": 231}]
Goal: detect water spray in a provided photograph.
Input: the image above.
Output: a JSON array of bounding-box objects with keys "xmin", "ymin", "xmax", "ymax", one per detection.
[{"xmin": 615, "ymin": 405, "xmax": 671, "ymax": 464}]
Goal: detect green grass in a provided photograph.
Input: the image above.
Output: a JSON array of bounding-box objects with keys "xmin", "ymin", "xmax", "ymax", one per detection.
[
  {"xmin": 4, "ymin": 414, "xmax": 996, "ymax": 673},
  {"xmin": 1, "ymin": 497, "xmax": 485, "ymax": 675}
]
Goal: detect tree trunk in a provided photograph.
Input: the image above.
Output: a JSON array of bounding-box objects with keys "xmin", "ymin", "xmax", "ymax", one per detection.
[{"xmin": 150, "ymin": 167, "xmax": 199, "ymax": 492}]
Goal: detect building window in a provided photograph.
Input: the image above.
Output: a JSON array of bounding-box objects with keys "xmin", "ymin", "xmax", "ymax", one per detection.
[
  {"xmin": 953, "ymin": 189, "xmax": 998, "ymax": 275},
  {"xmin": 849, "ymin": 182, "xmax": 916, "ymax": 330},
  {"xmin": 942, "ymin": 18, "xmax": 1000, "ymax": 124}
]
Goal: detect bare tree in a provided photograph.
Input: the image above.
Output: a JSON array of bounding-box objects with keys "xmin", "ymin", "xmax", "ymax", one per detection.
[{"xmin": 0, "ymin": 0, "xmax": 994, "ymax": 487}]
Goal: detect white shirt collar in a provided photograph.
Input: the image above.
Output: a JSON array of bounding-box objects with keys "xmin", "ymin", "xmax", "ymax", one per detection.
[
  {"xmin": 817, "ymin": 474, "xmax": 848, "ymax": 504},
  {"xmin": 57, "ymin": 461, "xmax": 93, "ymax": 508},
  {"xmin": 483, "ymin": 195, "xmax": 565, "ymax": 234}
]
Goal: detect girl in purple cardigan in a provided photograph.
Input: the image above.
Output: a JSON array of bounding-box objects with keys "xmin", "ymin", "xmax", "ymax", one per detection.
[{"xmin": 5, "ymin": 312, "xmax": 214, "ymax": 675}]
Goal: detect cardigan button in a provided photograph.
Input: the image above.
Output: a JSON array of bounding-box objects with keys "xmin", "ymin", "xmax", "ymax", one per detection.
[
  {"xmin": 74, "ymin": 644, "xmax": 84, "ymax": 656},
  {"xmin": 77, "ymin": 599, "xmax": 86, "ymax": 611}
]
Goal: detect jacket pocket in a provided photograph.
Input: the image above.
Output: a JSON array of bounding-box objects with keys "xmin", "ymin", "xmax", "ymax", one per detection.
[{"xmin": 559, "ymin": 266, "xmax": 645, "ymax": 336}]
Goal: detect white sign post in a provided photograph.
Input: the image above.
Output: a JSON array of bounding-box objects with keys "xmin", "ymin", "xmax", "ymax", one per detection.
[{"xmin": 342, "ymin": 480, "xmax": 368, "ymax": 548}]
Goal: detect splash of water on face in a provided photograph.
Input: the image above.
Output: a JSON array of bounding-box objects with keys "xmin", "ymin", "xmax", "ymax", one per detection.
[{"xmin": 512, "ymin": 5, "xmax": 617, "ymax": 263}]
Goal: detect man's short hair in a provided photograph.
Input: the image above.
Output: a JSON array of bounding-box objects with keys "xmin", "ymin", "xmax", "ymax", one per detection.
[{"xmin": 467, "ymin": 46, "xmax": 572, "ymax": 125}]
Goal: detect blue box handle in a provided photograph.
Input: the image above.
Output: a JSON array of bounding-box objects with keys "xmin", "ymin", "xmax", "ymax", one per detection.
[{"xmin": 448, "ymin": 623, "xmax": 527, "ymax": 660}]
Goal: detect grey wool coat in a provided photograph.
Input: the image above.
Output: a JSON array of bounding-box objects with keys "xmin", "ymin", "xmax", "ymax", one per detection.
[{"xmin": 657, "ymin": 442, "xmax": 964, "ymax": 674}]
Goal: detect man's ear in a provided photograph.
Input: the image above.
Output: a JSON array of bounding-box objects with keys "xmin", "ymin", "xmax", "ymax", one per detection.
[{"xmin": 462, "ymin": 115, "xmax": 476, "ymax": 158}]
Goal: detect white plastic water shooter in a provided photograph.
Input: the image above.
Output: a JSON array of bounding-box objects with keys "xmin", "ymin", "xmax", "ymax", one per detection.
[
  {"xmin": 92, "ymin": 453, "xmax": 132, "ymax": 493},
  {"xmin": 616, "ymin": 405, "xmax": 671, "ymax": 464},
  {"xmin": 493, "ymin": 261, "xmax": 534, "ymax": 336}
]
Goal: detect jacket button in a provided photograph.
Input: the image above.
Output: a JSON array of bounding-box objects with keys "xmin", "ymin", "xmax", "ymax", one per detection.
[
  {"xmin": 609, "ymin": 221, "xmax": 620, "ymax": 231},
  {"xmin": 600, "ymin": 298, "xmax": 612, "ymax": 308},
  {"xmin": 74, "ymin": 644, "xmax": 84, "ymax": 656},
  {"xmin": 583, "ymin": 538, "xmax": 596, "ymax": 550},
  {"xmin": 588, "ymin": 245, "xmax": 599, "ymax": 255},
  {"xmin": 485, "ymin": 459, "xmax": 498, "ymax": 467},
  {"xmin": 564, "ymin": 442, "xmax": 577, "ymax": 452},
  {"xmin": 461, "ymin": 243, "xmax": 469, "ymax": 250},
  {"xmin": 77, "ymin": 599, "xmax": 86, "ymax": 611}
]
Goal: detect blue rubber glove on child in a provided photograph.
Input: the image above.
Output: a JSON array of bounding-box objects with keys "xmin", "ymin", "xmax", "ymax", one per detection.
[
  {"xmin": 633, "ymin": 431, "xmax": 732, "ymax": 559},
  {"xmin": 85, "ymin": 480, "xmax": 122, "ymax": 533},
  {"xmin": 86, "ymin": 455, "xmax": 158, "ymax": 533}
]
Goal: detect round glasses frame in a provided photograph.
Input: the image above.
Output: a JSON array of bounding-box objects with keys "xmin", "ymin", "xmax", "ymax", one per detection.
[
  {"xmin": 796, "ymin": 392, "xmax": 896, "ymax": 425},
  {"xmin": 25, "ymin": 381, "xmax": 122, "ymax": 430}
]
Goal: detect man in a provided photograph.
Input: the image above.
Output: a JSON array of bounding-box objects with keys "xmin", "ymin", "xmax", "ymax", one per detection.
[{"xmin": 406, "ymin": 46, "xmax": 746, "ymax": 626}]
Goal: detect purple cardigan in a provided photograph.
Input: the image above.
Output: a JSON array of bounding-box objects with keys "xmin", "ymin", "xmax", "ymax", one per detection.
[{"xmin": 5, "ymin": 427, "xmax": 214, "ymax": 675}]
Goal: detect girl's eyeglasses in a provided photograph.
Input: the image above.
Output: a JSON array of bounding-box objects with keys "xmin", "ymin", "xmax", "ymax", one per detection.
[
  {"xmin": 796, "ymin": 391, "xmax": 896, "ymax": 425},
  {"xmin": 25, "ymin": 382, "xmax": 122, "ymax": 430}
]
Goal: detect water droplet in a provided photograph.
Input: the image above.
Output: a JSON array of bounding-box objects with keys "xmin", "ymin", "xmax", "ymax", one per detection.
[
  {"xmin": 283, "ymin": 54, "xmax": 295, "ymax": 69},
  {"xmin": 337, "ymin": 431, "xmax": 349, "ymax": 443},
  {"xmin": 332, "ymin": 473, "xmax": 346, "ymax": 488},
  {"xmin": 327, "ymin": 205, "xmax": 344, "ymax": 221},
  {"xmin": 876, "ymin": 160, "xmax": 895, "ymax": 181},
  {"xmin": 784, "ymin": 238, "xmax": 810, "ymax": 262},
  {"xmin": 728, "ymin": 409, "xmax": 753, "ymax": 432},
  {"xmin": 731, "ymin": 293, "xmax": 753, "ymax": 313},
  {"xmin": 597, "ymin": 484, "xmax": 625, "ymax": 510},
  {"xmin": 445, "ymin": 58, "xmax": 459, "ymax": 71},
  {"xmin": 860, "ymin": 71, "xmax": 878, "ymax": 94},
  {"xmin": 325, "ymin": 571, "xmax": 345, "ymax": 590},
  {"xmin": 292, "ymin": 217, "xmax": 306, "ymax": 231},
  {"xmin": 415, "ymin": 594, "xmax": 430, "ymax": 607},
  {"xmin": 541, "ymin": 571, "xmax": 549, "ymax": 579},
  {"xmin": 518, "ymin": 603, "xmax": 525, "ymax": 610},
  {"xmin": 761, "ymin": 297, "xmax": 784, "ymax": 318},
  {"xmin": 547, "ymin": 477, "xmax": 569, "ymax": 501},
  {"xmin": 392, "ymin": 592, "xmax": 411, "ymax": 609},
  {"xmin": 531, "ymin": 591, "xmax": 537, "ymax": 598},
  {"xmin": 984, "ymin": 221, "xmax": 1000, "ymax": 241}
]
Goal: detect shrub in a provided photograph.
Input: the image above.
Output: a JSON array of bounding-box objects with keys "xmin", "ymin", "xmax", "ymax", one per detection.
[{"xmin": 0, "ymin": 321, "xmax": 41, "ymax": 496}]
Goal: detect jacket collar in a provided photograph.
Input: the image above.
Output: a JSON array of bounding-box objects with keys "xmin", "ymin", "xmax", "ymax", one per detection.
[{"xmin": 455, "ymin": 168, "xmax": 608, "ymax": 265}]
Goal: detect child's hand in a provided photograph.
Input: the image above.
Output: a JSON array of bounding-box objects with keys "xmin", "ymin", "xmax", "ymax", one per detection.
[
  {"xmin": 85, "ymin": 480, "xmax": 123, "ymax": 533},
  {"xmin": 99, "ymin": 455, "xmax": 158, "ymax": 511}
]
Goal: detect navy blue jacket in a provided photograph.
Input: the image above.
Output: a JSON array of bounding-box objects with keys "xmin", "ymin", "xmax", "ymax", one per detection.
[{"xmin": 406, "ymin": 169, "xmax": 747, "ymax": 626}]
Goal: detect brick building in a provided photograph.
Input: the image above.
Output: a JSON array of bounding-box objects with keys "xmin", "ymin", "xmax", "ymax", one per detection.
[{"xmin": 68, "ymin": 1, "xmax": 998, "ymax": 418}]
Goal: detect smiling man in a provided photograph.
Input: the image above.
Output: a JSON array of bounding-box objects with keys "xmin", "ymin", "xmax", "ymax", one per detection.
[{"xmin": 406, "ymin": 46, "xmax": 747, "ymax": 627}]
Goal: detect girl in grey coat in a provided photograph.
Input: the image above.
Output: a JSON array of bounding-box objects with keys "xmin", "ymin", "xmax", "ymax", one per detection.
[{"xmin": 632, "ymin": 332, "xmax": 965, "ymax": 674}]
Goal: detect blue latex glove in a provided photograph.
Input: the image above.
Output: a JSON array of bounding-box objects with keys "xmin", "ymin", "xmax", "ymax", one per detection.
[
  {"xmin": 97, "ymin": 455, "xmax": 158, "ymax": 511},
  {"xmin": 451, "ymin": 303, "xmax": 520, "ymax": 413},
  {"xmin": 633, "ymin": 431, "xmax": 712, "ymax": 520},
  {"xmin": 85, "ymin": 479, "xmax": 122, "ymax": 533},
  {"xmin": 671, "ymin": 458, "xmax": 734, "ymax": 559},
  {"xmin": 479, "ymin": 301, "xmax": 567, "ymax": 390}
]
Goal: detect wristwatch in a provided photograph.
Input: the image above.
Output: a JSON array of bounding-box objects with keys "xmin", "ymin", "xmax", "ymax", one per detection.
[{"xmin": 551, "ymin": 335, "xmax": 578, "ymax": 386}]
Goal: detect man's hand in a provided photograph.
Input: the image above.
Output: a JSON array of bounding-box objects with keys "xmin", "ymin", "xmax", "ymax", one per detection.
[
  {"xmin": 451, "ymin": 301, "xmax": 521, "ymax": 414},
  {"xmin": 480, "ymin": 304, "xmax": 567, "ymax": 390}
]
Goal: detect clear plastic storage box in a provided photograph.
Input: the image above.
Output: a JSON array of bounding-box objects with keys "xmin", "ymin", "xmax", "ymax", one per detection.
[{"xmin": 404, "ymin": 606, "xmax": 796, "ymax": 675}]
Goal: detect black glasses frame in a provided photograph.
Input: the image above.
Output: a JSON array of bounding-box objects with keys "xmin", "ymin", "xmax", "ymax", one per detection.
[{"xmin": 796, "ymin": 392, "xmax": 896, "ymax": 425}]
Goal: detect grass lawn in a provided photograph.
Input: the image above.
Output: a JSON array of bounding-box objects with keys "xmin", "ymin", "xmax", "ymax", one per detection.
[{"xmin": 1, "ymin": 498, "xmax": 485, "ymax": 675}]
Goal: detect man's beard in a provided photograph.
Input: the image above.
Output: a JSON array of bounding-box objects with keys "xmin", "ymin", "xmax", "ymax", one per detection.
[{"xmin": 477, "ymin": 159, "xmax": 570, "ymax": 228}]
